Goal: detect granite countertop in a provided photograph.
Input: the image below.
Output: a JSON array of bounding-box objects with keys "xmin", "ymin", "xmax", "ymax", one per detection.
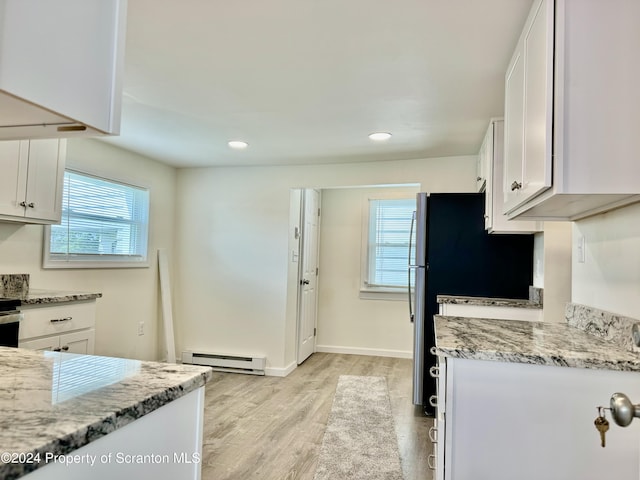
[
  {"xmin": 0, "ymin": 347, "xmax": 212, "ymax": 479},
  {"xmin": 434, "ymin": 315, "xmax": 640, "ymax": 371},
  {"xmin": 437, "ymin": 294, "xmax": 542, "ymax": 309},
  {"xmin": 17, "ymin": 289, "xmax": 102, "ymax": 305},
  {"xmin": 0, "ymin": 274, "xmax": 101, "ymax": 305}
]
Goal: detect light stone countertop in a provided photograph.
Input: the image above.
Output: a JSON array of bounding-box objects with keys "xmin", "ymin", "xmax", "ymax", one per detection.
[
  {"xmin": 434, "ymin": 315, "xmax": 640, "ymax": 371},
  {"xmin": 17, "ymin": 288, "xmax": 102, "ymax": 305},
  {"xmin": 436, "ymin": 294, "xmax": 542, "ymax": 309},
  {"xmin": 0, "ymin": 275, "xmax": 101, "ymax": 304},
  {"xmin": 0, "ymin": 347, "xmax": 212, "ymax": 479}
]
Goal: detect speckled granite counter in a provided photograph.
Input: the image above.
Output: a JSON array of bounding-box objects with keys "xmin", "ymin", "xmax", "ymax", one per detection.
[
  {"xmin": 0, "ymin": 347, "xmax": 212, "ymax": 479},
  {"xmin": 0, "ymin": 274, "xmax": 101, "ymax": 305},
  {"xmin": 437, "ymin": 294, "xmax": 541, "ymax": 309},
  {"xmin": 16, "ymin": 289, "xmax": 102, "ymax": 305},
  {"xmin": 434, "ymin": 315, "xmax": 640, "ymax": 371}
]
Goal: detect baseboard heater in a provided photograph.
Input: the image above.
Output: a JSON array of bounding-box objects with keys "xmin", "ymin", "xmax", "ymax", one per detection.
[{"xmin": 182, "ymin": 351, "xmax": 266, "ymax": 376}]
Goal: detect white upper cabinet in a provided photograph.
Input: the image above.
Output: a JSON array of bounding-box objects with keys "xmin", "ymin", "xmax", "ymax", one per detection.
[
  {"xmin": 0, "ymin": 139, "xmax": 66, "ymax": 224},
  {"xmin": 0, "ymin": 0, "xmax": 127, "ymax": 139},
  {"xmin": 503, "ymin": 0, "xmax": 640, "ymax": 221},
  {"xmin": 503, "ymin": 0, "xmax": 553, "ymax": 215},
  {"xmin": 482, "ymin": 119, "xmax": 541, "ymax": 234},
  {"xmin": 476, "ymin": 140, "xmax": 488, "ymax": 193}
]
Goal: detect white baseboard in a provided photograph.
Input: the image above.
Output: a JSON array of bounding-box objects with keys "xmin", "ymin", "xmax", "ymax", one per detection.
[
  {"xmin": 265, "ymin": 361, "xmax": 297, "ymax": 377},
  {"xmin": 315, "ymin": 345, "xmax": 413, "ymax": 359}
]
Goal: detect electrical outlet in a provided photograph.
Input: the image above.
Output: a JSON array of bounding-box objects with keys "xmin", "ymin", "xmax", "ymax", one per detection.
[{"xmin": 138, "ymin": 321, "xmax": 145, "ymax": 336}]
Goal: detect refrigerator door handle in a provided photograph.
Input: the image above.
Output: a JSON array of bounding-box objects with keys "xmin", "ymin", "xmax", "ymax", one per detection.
[{"xmin": 408, "ymin": 211, "xmax": 416, "ymax": 323}]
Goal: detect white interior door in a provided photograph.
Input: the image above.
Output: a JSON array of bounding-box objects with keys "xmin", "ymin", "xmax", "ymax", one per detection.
[{"xmin": 297, "ymin": 189, "xmax": 321, "ymax": 364}]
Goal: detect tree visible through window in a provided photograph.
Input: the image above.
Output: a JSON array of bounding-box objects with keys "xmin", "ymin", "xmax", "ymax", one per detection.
[
  {"xmin": 365, "ymin": 198, "xmax": 416, "ymax": 289},
  {"xmin": 45, "ymin": 170, "xmax": 149, "ymax": 268}
]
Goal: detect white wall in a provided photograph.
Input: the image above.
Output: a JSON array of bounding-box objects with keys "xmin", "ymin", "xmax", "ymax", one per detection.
[
  {"xmin": 541, "ymin": 223, "xmax": 572, "ymax": 322},
  {"xmin": 0, "ymin": 138, "xmax": 177, "ymax": 360},
  {"xmin": 573, "ymin": 202, "xmax": 640, "ymax": 319},
  {"xmin": 316, "ymin": 186, "xmax": 419, "ymax": 358},
  {"xmin": 174, "ymin": 156, "xmax": 476, "ymax": 373},
  {"xmin": 532, "ymin": 232, "xmax": 544, "ymax": 288}
]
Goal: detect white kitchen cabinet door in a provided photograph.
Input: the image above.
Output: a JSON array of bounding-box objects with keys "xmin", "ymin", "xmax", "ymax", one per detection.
[
  {"xmin": 520, "ymin": 0, "xmax": 553, "ymax": 203},
  {"xmin": 19, "ymin": 336, "xmax": 60, "ymax": 353},
  {"xmin": 18, "ymin": 330, "xmax": 95, "ymax": 355},
  {"xmin": 445, "ymin": 358, "xmax": 640, "ymax": 480},
  {"xmin": 483, "ymin": 119, "xmax": 541, "ymax": 234},
  {"xmin": 0, "ymin": 0, "xmax": 127, "ymax": 139},
  {"xmin": 504, "ymin": 0, "xmax": 640, "ymax": 221},
  {"xmin": 0, "ymin": 140, "xmax": 29, "ymax": 217},
  {"xmin": 476, "ymin": 136, "xmax": 488, "ymax": 193},
  {"xmin": 0, "ymin": 139, "xmax": 66, "ymax": 224},
  {"xmin": 503, "ymin": 50, "xmax": 525, "ymax": 211},
  {"xmin": 503, "ymin": 0, "xmax": 553, "ymax": 213},
  {"xmin": 23, "ymin": 139, "xmax": 66, "ymax": 222},
  {"xmin": 60, "ymin": 329, "xmax": 96, "ymax": 355}
]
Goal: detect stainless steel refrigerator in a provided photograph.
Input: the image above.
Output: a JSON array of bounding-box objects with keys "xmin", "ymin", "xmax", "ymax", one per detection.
[{"xmin": 409, "ymin": 192, "xmax": 533, "ymax": 415}]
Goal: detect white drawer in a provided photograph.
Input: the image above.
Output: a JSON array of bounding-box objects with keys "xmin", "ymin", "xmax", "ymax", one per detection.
[{"xmin": 19, "ymin": 301, "xmax": 96, "ymax": 340}]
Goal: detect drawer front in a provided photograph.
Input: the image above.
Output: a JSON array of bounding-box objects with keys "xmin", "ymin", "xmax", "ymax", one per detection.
[{"xmin": 19, "ymin": 301, "xmax": 96, "ymax": 340}]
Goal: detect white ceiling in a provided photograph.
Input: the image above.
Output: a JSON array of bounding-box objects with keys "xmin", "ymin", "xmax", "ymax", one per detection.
[{"xmin": 102, "ymin": 0, "xmax": 533, "ymax": 168}]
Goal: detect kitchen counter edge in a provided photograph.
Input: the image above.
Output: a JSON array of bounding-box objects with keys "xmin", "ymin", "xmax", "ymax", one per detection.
[
  {"xmin": 433, "ymin": 315, "xmax": 640, "ymax": 372},
  {"xmin": 0, "ymin": 348, "xmax": 212, "ymax": 480},
  {"xmin": 436, "ymin": 294, "xmax": 542, "ymax": 309},
  {"xmin": 16, "ymin": 289, "xmax": 103, "ymax": 305}
]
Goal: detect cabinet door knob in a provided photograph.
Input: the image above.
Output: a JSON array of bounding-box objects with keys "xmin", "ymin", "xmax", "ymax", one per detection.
[
  {"xmin": 52, "ymin": 347, "xmax": 61, "ymax": 352},
  {"xmin": 61, "ymin": 346, "xmax": 70, "ymax": 351},
  {"xmin": 19, "ymin": 201, "xmax": 26, "ymax": 207},
  {"xmin": 510, "ymin": 181, "xmax": 523, "ymax": 191},
  {"xmin": 28, "ymin": 203, "xmax": 35, "ymax": 208},
  {"xmin": 476, "ymin": 176, "xmax": 482, "ymax": 181}
]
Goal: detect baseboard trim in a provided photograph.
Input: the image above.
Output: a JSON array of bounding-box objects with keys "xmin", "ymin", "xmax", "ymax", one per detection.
[
  {"xmin": 315, "ymin": 345, "xmax": 412, "ymax": 359},
  {"xmin": 265, "ymin": 361, "xmax": 297, "ymax": 377}
]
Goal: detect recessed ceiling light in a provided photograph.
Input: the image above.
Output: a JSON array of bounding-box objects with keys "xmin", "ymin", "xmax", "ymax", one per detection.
[
  {"xmin": 228, "ymin": 140, "xmax": 249, "ymax": 149},
  {"xmin": 368, "ymin": 132, "xmax": 392, "ymax": 141}
]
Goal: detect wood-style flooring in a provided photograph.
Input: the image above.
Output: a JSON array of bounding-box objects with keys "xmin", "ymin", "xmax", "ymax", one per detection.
[{"xmin": 201, "ymin": 353, "xmax": 433, "ymax": 480}]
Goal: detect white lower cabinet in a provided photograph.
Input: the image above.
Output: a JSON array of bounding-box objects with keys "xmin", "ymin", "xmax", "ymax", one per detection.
[
  {"xmin": 19, "ymin": 301, "xmax": 96, "ymax": 355},
  {"xmin": 20, "ymin": 329, "xmax": 95, "ymax": 354},
  {"xmin": 23, "ymin": 388, "xmax": 205, "ymax": 480},
  {"xmin": 436, "ymin": 357, "xmax": 640, "ymax": 480}
]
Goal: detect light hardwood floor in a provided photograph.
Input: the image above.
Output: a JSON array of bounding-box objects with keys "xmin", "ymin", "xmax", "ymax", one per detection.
[{"xmin": 201, "ymin": 353, "xmax": 433, "ymax": 480}]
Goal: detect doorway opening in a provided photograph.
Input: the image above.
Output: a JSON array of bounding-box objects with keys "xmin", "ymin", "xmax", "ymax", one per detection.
[{"xmin": 289, "ymin": 184, "xmax": 419, "ymax": 369}]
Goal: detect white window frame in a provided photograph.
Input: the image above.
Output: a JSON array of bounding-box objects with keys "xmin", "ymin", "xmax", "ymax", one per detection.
[
  {"xmin": 43, "ymin": 169, "xmax": 150, "ymax": 269},
  {"xmin": 360, "ymin": 194, "xmax": 416, "ymax": 301}
]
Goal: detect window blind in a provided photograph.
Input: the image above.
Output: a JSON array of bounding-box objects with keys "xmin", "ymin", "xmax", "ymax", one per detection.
[
  {"xmin": 367, "ymin": 198, "xmax": 416, "ymax": 289},
  {"xmin": 49, "ymin": 171, "xmax": 149, "ymax": 264}
]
